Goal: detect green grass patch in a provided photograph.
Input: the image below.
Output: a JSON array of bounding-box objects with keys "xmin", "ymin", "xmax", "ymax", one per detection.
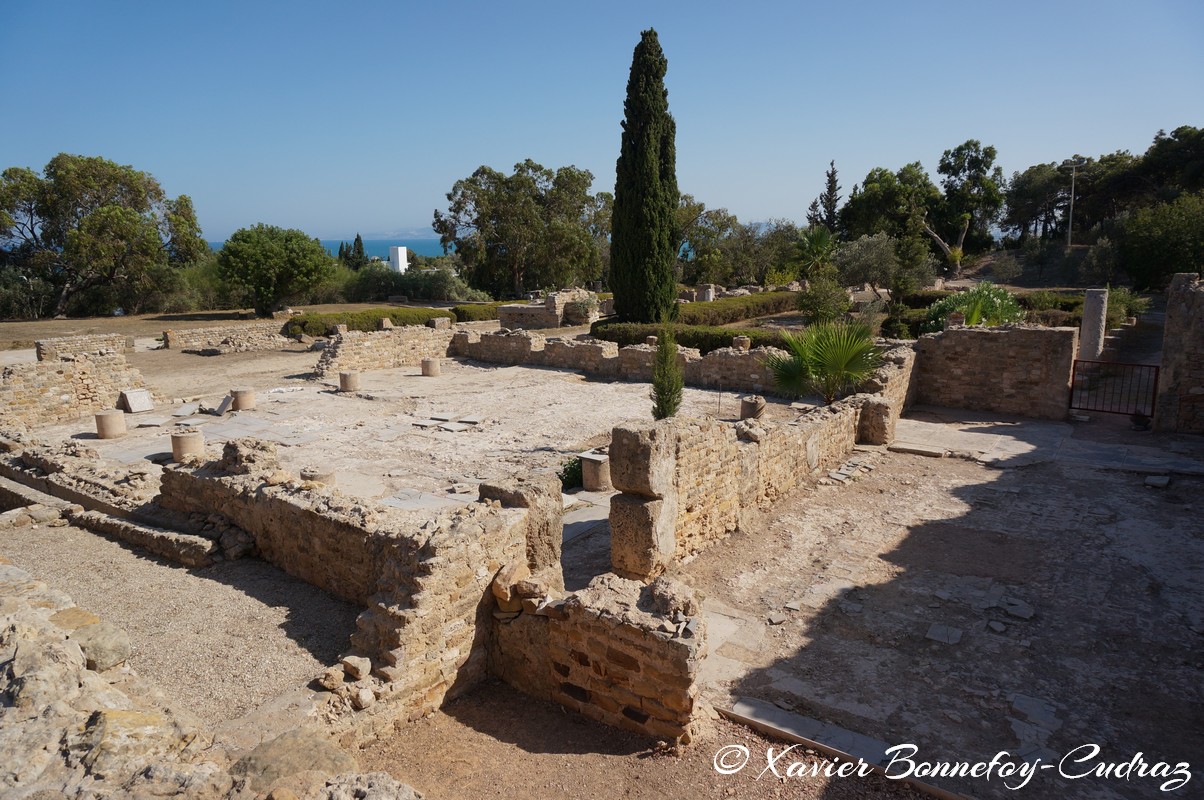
[{"xmin": 591, "ymin": 320, "xmax": 788, "ymax": 354}]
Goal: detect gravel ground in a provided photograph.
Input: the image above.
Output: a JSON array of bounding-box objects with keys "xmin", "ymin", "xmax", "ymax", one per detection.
[{"xmin": 0, "ymin": 521, "xmax": 361, "ymax": 727}]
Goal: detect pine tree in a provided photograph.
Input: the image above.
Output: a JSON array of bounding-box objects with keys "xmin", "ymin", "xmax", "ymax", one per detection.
[
  {"xmin": 820, "ymin": 160, "xmax": 841, "ymax": 232},
  {"xmin": 806, "ymin": 199, "xmax": 822, "ymax": 228},
  {"xmin": 337, "ymin": 241, "xmax": 349, "ymax": 264},
  {"xmin": 611, "ymin": 29, "xmax": 679, "ymax": 324}
]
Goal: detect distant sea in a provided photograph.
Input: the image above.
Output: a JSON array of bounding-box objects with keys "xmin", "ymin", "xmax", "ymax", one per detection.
[{"xmin": 207, "ymin": 238, "xmax": 446, "ymax": 259}]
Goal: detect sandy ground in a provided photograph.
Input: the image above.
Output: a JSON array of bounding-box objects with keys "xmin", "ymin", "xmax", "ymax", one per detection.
[
  {"xmin": 0, "ymin": 521, "xmax": 360, "ymax": 728},
  {"xmin": 357, "ymin": 682, "xmax": 925, "ymax": 800}
]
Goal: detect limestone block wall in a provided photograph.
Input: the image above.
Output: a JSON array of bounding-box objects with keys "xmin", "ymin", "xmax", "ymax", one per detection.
[
  {"xmin": 609, "ymin": 404, "xmax": 862, "ymax": 579},
  {"xmin": 684, "ymin": 346, "xmax": 782, "ymax": 393},
  {"xmin": 158, "ymin": 440, "xmax": 565, "ymax": 720},
  {"xmin": 914, "ymin": 325, "xmax": 1078, "ymax": 420},
  {"xmin": 490, "ymin": 574, "xmax": 706, "ymax": 741},
  {"xmin": 1155, "ymin": 273, "xmax": 1204, "ymax": 433},
  {"xmin": 35, "ymin": 333, "xmax": 131, "ymax": 361},
  {"xmin": 162, "ymin": 321, "xmax": 292, "ymax": 352},
  {"xmin": 314, "ymin": 326, "xmax": 456, "ymax": 377},
  {"xmin": 0, "ymin": 353, "xmax": 151, "ymax": 428},
  {"xmin": 451, "ymin": 330, "xmax": 814, "ymax": 396},
  {"xmin": 497, "ymin": 304, "xmax": 560, "ymax": 330}
]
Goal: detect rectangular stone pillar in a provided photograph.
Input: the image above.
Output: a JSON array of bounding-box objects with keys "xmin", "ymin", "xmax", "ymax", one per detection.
[{"xmin": 1079, "ymin": 288, "xmax": 1108, "ymax": 359}]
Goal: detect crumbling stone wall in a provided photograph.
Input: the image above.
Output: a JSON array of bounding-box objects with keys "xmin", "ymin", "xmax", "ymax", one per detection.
[
  {"xmin": 605, "ymin": 346, "xmax": 915, "ymax": 581},
  {"xmin": 452, "ymin": 329, "xmax": 838, "ymax": 396},
  {"xmin": 313, "ymin": 326, "xmax": 456, "ymax": 378},
  {"xmin": 35, "ymin": 333, "xmax": 131, "ymax": 361},
  {"xmin": 490, "ymin": 574, "xmax": 706, "ymax": 741},
  {"xmin": 0, "ymin": 559, "xmax": 423, "ymax": 799},
  {"xmin": 163, "ymin": 321, "xmax": 292, "ymax": 353},
  {"xmin": 496, "ymin": 288, "xmax": 599, "ymax": 330},
  {"xmin": 914, "ymin": 325, "xmax": 1078, "ymax": 420},
  {"xmin": 609, "ymin": 405, "xmax": 860, "ymax": 579},
  {"xmin": 1155, "ymin": 273, "xmax": 1204, "ymax": 432},
  {"xmin": 0, "ymin": 353, "xmax": 151, "ymax": 427}
]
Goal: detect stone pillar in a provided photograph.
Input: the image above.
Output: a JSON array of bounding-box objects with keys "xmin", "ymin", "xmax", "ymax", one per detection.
[
  {"xmin": 231, "ymin": 388, "xmax": 256, "ymax": 411},
  {"xmin": 740, "ymin": 395, "xmax": 765, "ymax": 419},
  {"xmin": 1079, "ymin": 288, "xmax": 1108, "ymax": 359},
  {"xmin": 329, "ymin": 323, "xmax": 349, "ymax": 335},
  {"xmin": 94, "ymin": 410, "xmax": 127, "ymax": 439},
  {"xmin": 300, "ymin": 466, "xmax": 336, "ymax": 485},
  {"xmin": 732, "ymin": 335, "xmax": 751, "ymax": 351},
  {"xmin": 421, "ymin": 357, "xmax": 441, "ymax": 376},
  {"xmin": 339, "ymin": 371, "xmax": 361, "ymax": 392},
  {"xmin": 699, "ymin": 284, "xmax": 716, "ymax": 302},
  {"xmin": 170, "ymin": 430, "xmax": 204, "ymax": 462},
  {"xmin": 377, "ymin": 317, "xmax": 394, "ymax": 330},
  {"xmin": 645, "ymin": 335, "xmax": 659, "ymax": 346},
  {"xmin": 579, "ymin": 451, "xmax": 612, "ymax": 491}
]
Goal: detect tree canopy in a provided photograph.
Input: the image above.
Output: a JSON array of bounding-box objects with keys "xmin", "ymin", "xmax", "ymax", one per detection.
[
  {"xmin": 610, "ymin": 28, "xmax": 679, "ymax": 324},
  {"xmin": 0, "ymin": 153, "xmax": 207, "ymax": 317},
  {"xmin": 433, "ymin": 160, "xmax": 606, "ymax": 297},
  {"xmin": 217, "ymin": 224, "xmax": 335, "ymax": 316}
]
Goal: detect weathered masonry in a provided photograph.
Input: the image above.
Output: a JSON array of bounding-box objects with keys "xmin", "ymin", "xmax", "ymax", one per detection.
[{"xmin": 1156, "ymin": 272, "xmax": 1204, "ymax": 433}]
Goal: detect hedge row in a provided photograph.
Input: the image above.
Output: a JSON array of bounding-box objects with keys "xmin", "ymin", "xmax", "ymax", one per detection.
[
  {"xmin": 590, "ymin": 321, "xmax": 788, "ymax": 354},
  {"xmin": 676, "ymin": 291, "xmax": 798, "ymax": 326},
  {"xmin": 285, "ymin": 308, "xmax": 454, "ymax": 337},
  {"xmin": 1017, "ymin": 290, "xmax": 1084, "ymax": 312},
  {"xmin": 897, "ymin": 289, "xmax": 955, "ymax": 309},
  {"xmin": 451, "ymin": 301, "xmax": 510, "ymax": 322}
]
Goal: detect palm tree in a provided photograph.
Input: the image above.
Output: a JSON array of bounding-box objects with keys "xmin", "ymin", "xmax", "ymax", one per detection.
[
  {"xmin": 765, "ymin": 321, "xmax": 882, "ymax": 404},
  {"xmin": 796, "ymin": 226, "xmax": 838, "ymax": 279}
]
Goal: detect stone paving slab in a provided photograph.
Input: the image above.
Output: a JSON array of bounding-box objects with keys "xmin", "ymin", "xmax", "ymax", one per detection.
[{"xmin": 721, "ymin": 697, "xmax": 893, "ymax": 768}]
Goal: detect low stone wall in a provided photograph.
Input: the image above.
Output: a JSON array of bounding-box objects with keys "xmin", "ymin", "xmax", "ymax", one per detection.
[
  {"xmin": 490, "ymin": 574, "xmax": 706, "ymax": 741},
  {"xmin": 162, "ymin": 321, "xmax": 292, "ymax": 353},
  {"xmin": 605, "ymin": 345, "xmax": 916, "ymax": 580},
  {"xmin": 497, "ymin": 288, "xmax": 599, "ymax": 330},
  {"xmin": 0, "ymin": 353, "xmax": 152, "ymax": 428},
  {"xmin": 313, "ymin": 326, "xmax": 456, "ymax": 378},
  {"xmin": 914, "ymin": 324, "xmax": 1078, "ymax": 420},
  {"xmin": 35, "ymin": 333, "xmax": 131, "ymax": 361},
  {"xmin": 452, "ymin": 329, "xmax": 797, "ymax": 395},
  {"xmin": 1155, "ymin": 273, "xmax": 1204, "ymax": 433}
]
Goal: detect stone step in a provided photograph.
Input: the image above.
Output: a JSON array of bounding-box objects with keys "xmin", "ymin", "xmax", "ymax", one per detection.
[
  {"xmin": 887, "ymin": 442, "xmax": 948, "ymax": 458},
  {"xmin": 69, "ymin": 510, "xmax": 219, "ymax": 568}
]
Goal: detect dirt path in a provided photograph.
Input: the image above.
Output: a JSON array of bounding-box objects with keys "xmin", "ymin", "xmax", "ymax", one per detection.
[{"xmin": 0, "ymin": 520, "xmax": 360, "ymax": 728}]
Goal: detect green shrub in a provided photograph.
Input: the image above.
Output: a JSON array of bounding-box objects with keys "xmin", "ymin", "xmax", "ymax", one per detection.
[
  {"xmin": 285, "ymin": 307, "xmax": 454, "ymax": 337},
  {"xmin": 1018, "ymin": 290, "xmax": 1083, "ymax": 312},
  {"xmin": 591, "ymin": 320, "xmax": 789, "ymax": 354},
  {"xmin": 1026, "ymin": 308, "xmax": 1081, "ymax": 328},
  {"xmin": 898, "ymin": 289, "xmax": 954, "ymax": 309},
  {"xmin": 924, "ymin": 282, "xmax": 1025, "ymax": 332},
  {"xmin": 676, "ymin": 291, "xmax": 798, "ymax": 326},
  {"xmin": 451, "ymin": 301, "xmax": 510, "ymax": 322},
  {"xmin": 795, "ymin": 265, "xmax": 850, "ymax": 324},
  {"xmin": 765, "ymin": 321, "xmax": 882, "ymax": 404},
  {"xmin": 558, "ymin": 456, "xmax": 583, "ymax": 491},
  {"xmin": 1106, "ymin": 287, "xmax": 1151, "ymax": 328}
]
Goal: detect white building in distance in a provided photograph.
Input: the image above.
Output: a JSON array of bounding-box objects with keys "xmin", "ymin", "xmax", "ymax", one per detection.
[{"xmin": 388, "ymin": 246, "xmax": 409, "ymax": 273}]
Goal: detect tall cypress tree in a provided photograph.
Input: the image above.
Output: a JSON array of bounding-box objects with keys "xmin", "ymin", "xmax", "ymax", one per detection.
[
  {"xmin": 820, "ymin": 160, "xmax": 841, "ymax": 233},
  {"xmin": 611, "ymin": 29, "xmax": 679, "ymax": 324},
  {"xmin": 350, "ymin": 233, "xmax": 367, "ymax": 270}
]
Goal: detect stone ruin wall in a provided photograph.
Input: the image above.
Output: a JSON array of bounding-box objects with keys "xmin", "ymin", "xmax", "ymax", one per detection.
[
  {"xmin": 452, "ymin": 329, "xmax": 792, "ymax": 395},
  {"xmin": 606, "ymin": 346, "xmax": 917, "ymax": 580},
  {"xmin": 314, "ymin": 326, "xmax": 456, "ymax": 378},
  {"xmin": 153, "ymin": 440, "xmax": 706, "ymax": 738},
  {"xmin": 1155, "ymin": 273, "xmax": 1204, "ymax": 433},
  {"xmin": 0, "ymin": 352, "xmax": 151, "ymax": 428},
  {"xmin": 490, "ymin": 574, "xmax": 707, "ymax": 741},
  {"xmin": 162, "ymin": 321, "xmax": 293, "ymax": 353},
  {"xmin": 496, "ymin": 288, "xmax": 599, "ymax": 331},
  {"xmin": 914, "ymin": 324, "xmax": 1079, "ymax": 420},
  {"xmin": 34, "ymin": 332, "xmax": 131, "ymax": 361}
]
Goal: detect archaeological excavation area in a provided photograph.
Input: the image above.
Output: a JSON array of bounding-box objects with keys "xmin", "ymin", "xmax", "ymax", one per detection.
[{"xmin": 2, "ymin": 274, "xmax": 1203, "ymax": 799}]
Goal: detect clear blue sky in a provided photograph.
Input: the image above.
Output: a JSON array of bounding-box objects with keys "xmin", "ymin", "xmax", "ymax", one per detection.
[{"xmin": 3, "ymin": 1, "xmax": 1201, "ymax": 241}]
